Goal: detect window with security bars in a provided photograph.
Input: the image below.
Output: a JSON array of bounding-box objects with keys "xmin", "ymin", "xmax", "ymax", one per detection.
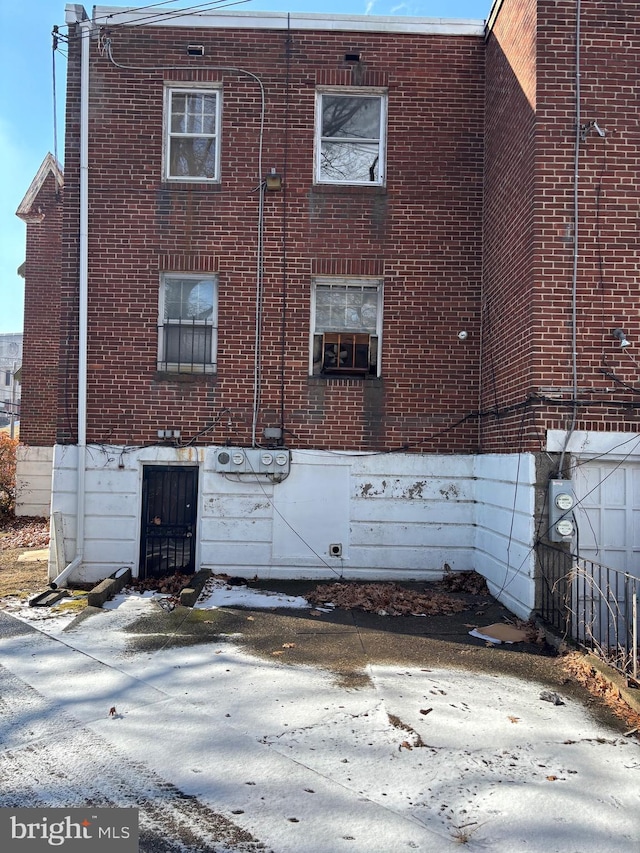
[
  {"xmin": 158, "ymin": 274, "xmax": 217, "ymax": 374},
  {"xmin": 165, "ymin": 88, "xmax": 220, "ymax": 181},
  {"xmin": 311, "ymin": 278, "xmax": 382, "ymax": 377}
]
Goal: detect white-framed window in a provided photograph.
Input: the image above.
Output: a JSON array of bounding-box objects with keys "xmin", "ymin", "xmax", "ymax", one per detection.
[
  {"xmin": 315, "ymin": 89, "xmax": 387, "ymax": 185},
  {"xmin": 158, "ymin": 274, "xmax": 218, "ymax": 373},
  {"xmin": 164, "ymin": 87, "xmax": 221, "ymax": 181},
  {"xmin": 310, "ymin": 278, "xmax": 383, "ymax": 377}
]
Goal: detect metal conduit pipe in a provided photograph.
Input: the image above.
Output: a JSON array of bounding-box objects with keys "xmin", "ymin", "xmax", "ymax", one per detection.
[{"xmin": 51, "ymin": 8, "xmax": 90, "ymax": 589}]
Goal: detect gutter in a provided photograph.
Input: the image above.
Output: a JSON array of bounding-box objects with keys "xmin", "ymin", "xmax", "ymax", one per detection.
[{"xmin": 52, "ymin": 7, "xmax": 91, "ymax": 588}]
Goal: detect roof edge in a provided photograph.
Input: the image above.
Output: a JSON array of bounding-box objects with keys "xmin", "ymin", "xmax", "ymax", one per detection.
[
  {"xmin": 16, "ymin": 153, "xmax": 63, "ymax": 223},
  {"xmin": 76, "ymin": 5, "xmax": 485, "ymax": 36}
]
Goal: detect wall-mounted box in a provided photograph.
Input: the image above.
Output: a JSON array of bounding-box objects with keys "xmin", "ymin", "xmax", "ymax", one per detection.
[
  {"xmin": 214, "ymin": 447, "xmax": 290, "ymax": 476},
  {"xmin": 548, "ymin": 479, "xmax": 575, "ymax": 542}
]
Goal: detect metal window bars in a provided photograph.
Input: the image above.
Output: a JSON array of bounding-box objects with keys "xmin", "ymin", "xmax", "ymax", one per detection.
[{"xmin": 158, "ymin": 318, "xmax": 215, "ymax": 374}]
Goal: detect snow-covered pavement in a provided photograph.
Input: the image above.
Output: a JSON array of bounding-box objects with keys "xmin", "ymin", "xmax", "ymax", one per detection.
[{"xmin": 0, "ymin": 589, "xmax": 639, "ymax": 852}]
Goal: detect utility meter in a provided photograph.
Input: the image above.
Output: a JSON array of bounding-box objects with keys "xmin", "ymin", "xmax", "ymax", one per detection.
[{"xmin": 548, "ymin": 479, "xmax": 575, "ymax": 542}]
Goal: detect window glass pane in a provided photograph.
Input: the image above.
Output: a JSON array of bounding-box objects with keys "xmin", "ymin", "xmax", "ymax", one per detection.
[
  {"xmin": 321, "ymin": 96, "xmax": 381, "ymax": 139},
  {"xmin": 171, "ymin": 93, "xmax": 217, "ymax": 134},
  {"xmin": 315, "ymin": 285, "xmax": 378, "ymax": 332},
  {"xmin": 320, "ymin": 141, "xmax": 380, "ymax": 183},
  {"xmin": 165, "ymin": 325, "xmax": 212, "ymax": 364},
  {"xmin": 184, "ymin": 94, "xmax": 217, "ymax": 134},
  {"xmin": 169, "ymin": 138, "xmax": 217, "ymax": 179},
  {"xmin": 360, "ymin": 294, "xmax": 378, "ymax": 330},
  {"xmin": 315, "ymin": 288, "xmax": 333, "ymax": 328},
  {"xmin": 170, "ymin": 94, "xmax": 188, "ymax": 133},
  {"xmin": 164, "ymin": 279, "xmax": 214, "ymax": 321}
]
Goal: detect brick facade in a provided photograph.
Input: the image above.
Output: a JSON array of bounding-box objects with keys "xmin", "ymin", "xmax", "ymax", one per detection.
[
  {"xmin": 482, "ymin": 0, "xmax": 640, "ymax": 453},
  {"xmin": 17, "ymin": 159, "xmax": 63, "ymax": 446},
  {"xmin": 23, "ymin": 2, "xmax": 640, "ymax": 457},
  {"xmin": 58, "ymin": 17, "xmax": 484, "ymax": 453}
]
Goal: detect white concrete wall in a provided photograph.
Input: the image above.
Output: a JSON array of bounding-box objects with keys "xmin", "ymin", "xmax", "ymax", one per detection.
[
  {"xmin": 15, "ymin": 445, "xmax": 53, "ymax": 517},
  {"xmin": 50, "ymin": 444, "xmax": 203, "ymax": 583},
  {"xmin": 48, "ymin": 443, "xmax": 538, "ymax": 618},
  {"xmin": 473, "ymin": 454, "xmax": 537, "ymax": 620},
  {"xmin": 199, "ymin": 450, "xmax": 476, "ymax": 580}
]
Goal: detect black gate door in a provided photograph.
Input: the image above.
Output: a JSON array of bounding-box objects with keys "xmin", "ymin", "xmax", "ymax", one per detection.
[{"xmin": 140, "ymin": 466, "xmax": 198, "ymax": 579}]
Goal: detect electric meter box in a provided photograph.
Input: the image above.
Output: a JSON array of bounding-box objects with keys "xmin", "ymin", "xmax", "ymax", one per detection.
[
  {"xmin": 548, "ymin": 479, "xmax": 575, "ymax": 543},
  {"xmin": 214, "ymin": 447, "xmax": 290, "ymax": 476}
]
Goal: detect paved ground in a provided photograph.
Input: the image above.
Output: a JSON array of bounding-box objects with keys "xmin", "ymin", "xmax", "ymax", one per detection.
[
  {"xmin": 106, "ymin": 578, "xmax": 631, "ymax": 732},
  {"xmin": 0, "ymin": 579, "xmax": 638, "ymax": 852}
]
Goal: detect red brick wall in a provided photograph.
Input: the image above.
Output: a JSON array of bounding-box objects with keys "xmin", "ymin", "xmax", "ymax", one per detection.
[
  {"xmin": 483, "ymin": 0, "xmax": 640, "ymax": 452},
  {"xmin": 59, "ymin": 22, "xmax": 484, "ymax": 452},
  {"xmin": 20, "ymin": 171, "xmax": 62, "ymax": 446},
  {"xmin": 482, "ymin": 0, "xmax": 538, "ymax": 451}
]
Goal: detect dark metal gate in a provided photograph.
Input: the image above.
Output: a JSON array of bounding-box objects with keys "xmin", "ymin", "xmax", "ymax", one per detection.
[
  {"xmin": 536, "ymin": 541, "xmax": 639, "ymax": 682},
  {"xmin": 140, "ymin": 465, "xmax": 198, "ymax": 579}
]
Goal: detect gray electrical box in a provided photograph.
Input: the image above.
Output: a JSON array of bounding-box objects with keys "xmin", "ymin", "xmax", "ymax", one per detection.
[
  {"xmin": 214, "ymin": 447, "xmax": 290, "ymax": 477},
  {"xmin": 548, "ymin": 479, "xmax": 575, "ymax": 542}
]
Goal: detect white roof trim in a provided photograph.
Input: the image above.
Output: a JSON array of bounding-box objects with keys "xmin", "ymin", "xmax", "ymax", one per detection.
[
  {"xmin": 547, "ymin": 429, "xmax": 640, "ymax": 461},
  {"xmin": 75, "ymin": 5, "xmax": 484, "ymax": 36},
  {"xmin": 16, "ymin": 153, "xmax": 63, "ymax": 222}
]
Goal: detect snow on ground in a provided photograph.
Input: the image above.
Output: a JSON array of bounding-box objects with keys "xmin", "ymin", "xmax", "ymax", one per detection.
[{"xmin": 0, "ymin": 584, "xmax": 639, "ymax": 852}]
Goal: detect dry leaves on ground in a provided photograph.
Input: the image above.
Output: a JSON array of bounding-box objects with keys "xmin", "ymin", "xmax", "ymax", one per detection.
[
  {"xmin": 306, "ymin": 582, "xmax": 467, "ymax": 617},
  {"xmin": 439, "ymin": 569, "xmax": 489, "ymax": 595},
  {"xmin": 563, "ymin": 652, "xmax": 640, "ymax": 730},
  {"xmin": 126, "ymin": 572, "xmax": 195, "ymax": 596},
  {"xmin": 0, "ymin": 516, "xmax": 50, "ymax": 599},
  {"xmin": 0, "ymin": 516, "xmax": 50, "ymax": 550}
]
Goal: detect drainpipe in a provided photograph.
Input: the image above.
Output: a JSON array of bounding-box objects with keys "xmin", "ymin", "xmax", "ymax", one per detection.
[{"xmin": 51, "ymin": 8, "xmax": 90, "ymax": 588}]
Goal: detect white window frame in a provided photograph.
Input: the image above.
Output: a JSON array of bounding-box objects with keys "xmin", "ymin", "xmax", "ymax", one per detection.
[
  {"xmin": 163, "ymin": 85, "xmax": 222, "ymax": 182},
  {"xmin": 158, "ymin": 273, "xmax": 218, "ymax": 374},
  {"xmin": 310, "ymin": 277, "xmax": 383, "ymax": 377},
  {"xmin": 314, "ymin": 88, "xmax": 387, "ymax": 186}
]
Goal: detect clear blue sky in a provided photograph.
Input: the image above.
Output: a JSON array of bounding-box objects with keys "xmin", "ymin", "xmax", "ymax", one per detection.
[{"xmin": 0, "ymin": 0, "xmax": 491, "ymax": 334}]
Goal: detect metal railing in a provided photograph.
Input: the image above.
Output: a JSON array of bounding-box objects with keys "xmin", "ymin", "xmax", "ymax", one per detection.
[{"xmin": 536, "ymin": 542, "xmax": 638, "ymax": 682}]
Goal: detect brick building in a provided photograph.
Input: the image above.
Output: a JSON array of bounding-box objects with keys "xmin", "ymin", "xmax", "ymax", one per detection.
[
  {"xmin": 14, "ymin": 153, "xmax": 63, "ymax": 509},
  {"xmin": 16, "ymin": 1, "xmax": 640, "ymax": 619}
]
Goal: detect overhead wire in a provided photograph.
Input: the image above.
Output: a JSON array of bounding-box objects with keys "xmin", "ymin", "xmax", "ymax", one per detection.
[
  {"xmin": 252, "ymin": 180, "xmax": 266, "ymax": 447},
  {"xmin": 51, "ymin": 30, "xmax": 60, "ymax": 172},
  {"xmin": 95, "ymin": 0, "xmax": 251, "ymax": 30},
  {"xmin": 241, "ymin": 455, "xmax": 344, "ymax": 579},
  {"xmin": 488, "ymin": 404, "xmax": 529, "ymax": 601},
  {"xmin": 279, "ymin": 14, "xmax": 292, "ymax": 437},
  {"xmin": 58, "ymin": 0, "xmax": 640, "ymax": 604},
  {"xmin": 56, "ymin": 0, "xmax": 251, "ymax": 42},
  {"xmin": 598, "ymin": 367, "xmax": 640, "ymax": 395},
  {"xmin": 502, "ymin": 443, "xmax": 639, "ymax": 611},
  {"xmin": 101, "ymin": 35, "xmax": 267, "ymax": 446}
]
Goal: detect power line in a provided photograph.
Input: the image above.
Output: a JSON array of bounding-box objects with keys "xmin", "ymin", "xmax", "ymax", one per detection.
[{"xmin": 56, "ymin": 0, "xmax": 251, "ymax": 42}]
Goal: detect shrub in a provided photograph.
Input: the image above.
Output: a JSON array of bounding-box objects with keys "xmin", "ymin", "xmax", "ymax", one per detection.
[{"xmin": 0, "ymin": 433, "xmax": 18, "ymax": 516}]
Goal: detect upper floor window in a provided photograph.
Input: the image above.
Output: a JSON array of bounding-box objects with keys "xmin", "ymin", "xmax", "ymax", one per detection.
[
  {"xmin": 311, "ymin": 278, "xmax": 383, "ymax": 377},
  {"xmin": 158, "ymin": 274, "xmax": 217, "ymax": 373},
  {"xmin": 315, "ymin": 90, "xmax": 387, "ymax": 186},
  {"xmin": 164, "ymin": 87, "xmax": 221, "ymax": 181}
]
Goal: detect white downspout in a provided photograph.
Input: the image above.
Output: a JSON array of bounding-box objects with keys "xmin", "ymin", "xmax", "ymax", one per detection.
[{"xmin": 51, "ymin": 9, "xmax": 90, "ymax": 588}]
